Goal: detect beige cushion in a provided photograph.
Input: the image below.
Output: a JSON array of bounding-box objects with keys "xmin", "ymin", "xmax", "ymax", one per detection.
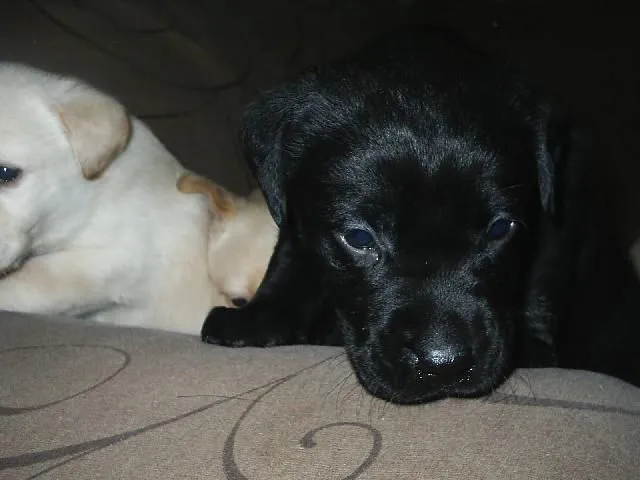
[{"xmin": 1, "ymin": 311, "xmax": 639, "ymax": 479}]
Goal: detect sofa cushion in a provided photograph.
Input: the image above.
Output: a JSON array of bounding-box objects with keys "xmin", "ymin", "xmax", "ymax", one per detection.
[{"xmin": 1, "ymin": 311, "xmax": 638, "ymax": 479}]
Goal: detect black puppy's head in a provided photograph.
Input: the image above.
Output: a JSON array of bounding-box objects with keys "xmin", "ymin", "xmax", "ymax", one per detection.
[{"xmin": 241, "ymin": 28, "xmax": 583, "ymax": 404}]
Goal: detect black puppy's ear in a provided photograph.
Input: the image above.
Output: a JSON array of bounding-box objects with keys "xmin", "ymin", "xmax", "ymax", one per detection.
[
  {"xmin": 535, "ymin": 113, "xmax": 594, "ymax": 219},
  {"xmin": 240, "ymin": 96, "xmax": 286, "ymax": 225},
  {"xmin": 240, "ymin": 81, "xmax": 314, "ymax": 226}
]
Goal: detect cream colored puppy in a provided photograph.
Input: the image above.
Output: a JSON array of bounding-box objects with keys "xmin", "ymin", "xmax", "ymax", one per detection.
[
  {"xmin": 0, "ymin": 63, "xmax": 277, "ymax": 335},
  {"xmin": 177, "ymin": 173, "xmax": 277, "ymax": 309}
]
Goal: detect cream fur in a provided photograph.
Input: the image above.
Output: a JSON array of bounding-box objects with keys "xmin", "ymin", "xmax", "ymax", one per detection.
[{"xmin": 0, "ymin": 63, "xmax": 277, "ymax": 335}]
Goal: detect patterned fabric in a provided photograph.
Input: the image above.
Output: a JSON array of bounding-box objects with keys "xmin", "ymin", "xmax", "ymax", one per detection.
[{"xmin": 1, "ymin": 312, "xmax": 639, "ymax": 479}]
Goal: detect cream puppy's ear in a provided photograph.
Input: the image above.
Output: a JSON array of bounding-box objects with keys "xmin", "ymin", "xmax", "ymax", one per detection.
[
  {"xmin": 177, "ymin": 173, "xmax": 237, "ymax": 218},
  {"xmin": 54, "ymin": 85, "xmax": 131, "ymax": 180}
]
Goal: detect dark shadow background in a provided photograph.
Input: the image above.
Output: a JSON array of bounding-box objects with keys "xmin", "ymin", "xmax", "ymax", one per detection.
[{"xmin": 1, "ymin": 0, "xmax": 638, "ymax": 244}]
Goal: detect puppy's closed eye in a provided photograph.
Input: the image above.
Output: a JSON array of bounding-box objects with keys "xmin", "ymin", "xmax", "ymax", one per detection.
[{"xmin": 230, "ymin": 297, "xmax": 249, "ymax": 308}]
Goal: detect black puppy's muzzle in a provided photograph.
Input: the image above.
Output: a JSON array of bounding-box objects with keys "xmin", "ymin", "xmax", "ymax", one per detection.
[
  {"xmin": 344, "ymin": 299, "xmax": 507, "ymax": 404},
  {"xmin": 371, "ymin": 316, "xmax": 476, "ymax": 400}
]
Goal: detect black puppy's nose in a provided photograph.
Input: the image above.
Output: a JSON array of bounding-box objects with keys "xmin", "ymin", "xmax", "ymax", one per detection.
[{"xmin": 403, "ymin": 345, "xmax": 474, "ymax": 385}]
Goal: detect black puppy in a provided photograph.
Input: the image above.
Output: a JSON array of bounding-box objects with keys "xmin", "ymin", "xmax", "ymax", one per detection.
[{"xmin": 202, "ymin": 26, "xmax": 640, "ymax": 404}]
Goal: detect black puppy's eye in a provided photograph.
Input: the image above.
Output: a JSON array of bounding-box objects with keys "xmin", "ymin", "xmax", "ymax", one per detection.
[
  {"xmin": 231, "ymin": 297, "xmax": 248, "ymax": 308},
  {"xmin": 343, "ymin": 229, "xmax": 375, "ymax": 250},
  {"xmin": 0, "ymin": 166, "xmax": 22, "ymax": 184},
  {"xmin": 487, "ymin": 217, "xmax": 517, "ymax": 241}
]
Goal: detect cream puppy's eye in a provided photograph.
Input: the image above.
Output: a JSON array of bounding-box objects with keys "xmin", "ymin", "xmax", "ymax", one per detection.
[{"xmin": 0, "ymin": 166, "xmax": 22, "ymax": 183}]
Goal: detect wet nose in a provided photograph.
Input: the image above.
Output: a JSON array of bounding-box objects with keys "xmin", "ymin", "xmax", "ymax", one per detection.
[{"xmin": 403, "ymin": 344, "xmax": 474, "ymax": 385}]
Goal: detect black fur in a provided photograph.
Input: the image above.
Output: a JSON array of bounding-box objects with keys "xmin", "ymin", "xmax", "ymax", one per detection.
[{"xmin": 202, "ymin": 26, "xmax": 640, "ymax": 404}]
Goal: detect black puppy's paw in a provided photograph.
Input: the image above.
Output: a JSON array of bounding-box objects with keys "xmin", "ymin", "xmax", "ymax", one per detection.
[{"xmin": 201, "ymin": 305, "xmax": 287, "ymax": 347}]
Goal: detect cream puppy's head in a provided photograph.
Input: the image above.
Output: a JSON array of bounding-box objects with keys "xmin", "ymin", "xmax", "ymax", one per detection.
[
  {"xmin": 177, "ymin": 173, "xmax": 278, "ymax": 308},
  {"xmin": 0, "ymin": 63, "xmax": 130, "ymax": 275}
]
